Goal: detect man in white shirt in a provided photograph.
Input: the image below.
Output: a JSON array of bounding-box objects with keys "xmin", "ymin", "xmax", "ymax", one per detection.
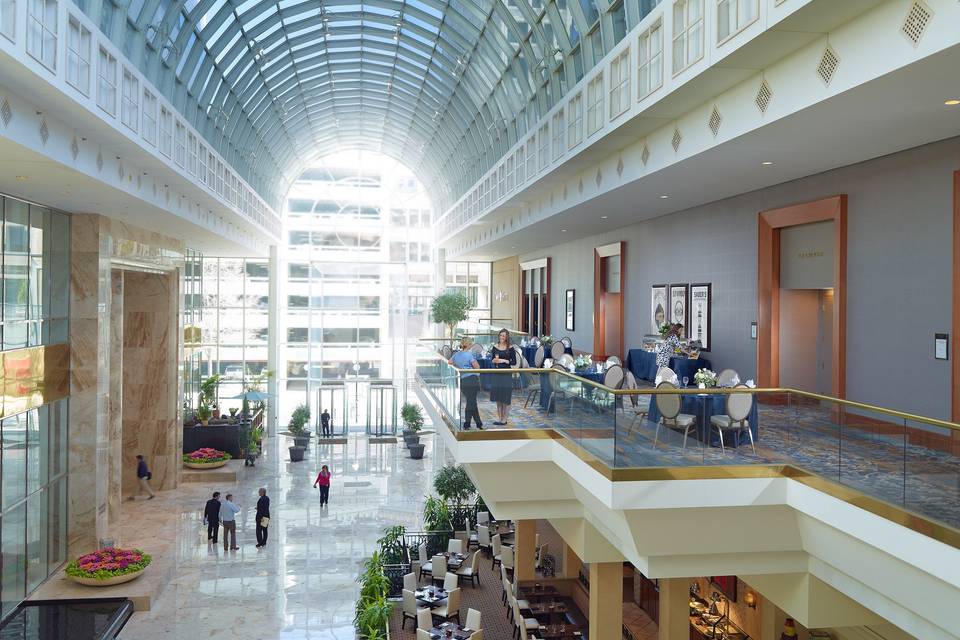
[{"xmin": 220, "ymin": 494, "xmax": 241, "ymax": 551}]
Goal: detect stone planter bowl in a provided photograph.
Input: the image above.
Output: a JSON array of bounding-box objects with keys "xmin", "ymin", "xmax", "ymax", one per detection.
[
  {"xmin": 409, "ymin": 443, "xmax": 425, "ymax": 460},
  {"xmin": 289, "ymin": 446, "xmax": 306, "ymax": 462},
  {"xmin": 68, "ymin": 568, "xmax": 146, "ymax": 587},
  {"xmin": 183, "ymin": 460, "xmax": 229, "ymax": 469}
]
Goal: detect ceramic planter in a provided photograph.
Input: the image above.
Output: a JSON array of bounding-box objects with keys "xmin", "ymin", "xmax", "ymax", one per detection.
[
  {"xmin": 69, "ymin": 568, "xmax": 146, "ymax": 587},
  {"xmin": 293, "ymin": 435, "xmax": 311, "ymax": 448},
  {"xmin": 289, "ymin": 446, "xmax": 306, "ymax": 462},
  {"xmin": 409, "ymin": 443, "xmax": 425, "ymax": 459}
]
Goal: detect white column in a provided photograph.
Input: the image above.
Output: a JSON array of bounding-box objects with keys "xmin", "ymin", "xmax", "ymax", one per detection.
[{"xmin": 267, "ymin": 244, "xmax": 280, "ymax": 437}]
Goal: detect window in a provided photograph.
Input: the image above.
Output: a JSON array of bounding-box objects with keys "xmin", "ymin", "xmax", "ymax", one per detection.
[
  {"xmin": 505, "ymin": 156, "xmax": 515, "ymax": 192},
  {"xmin": 197, "ymin": 144, "xmax": 206, "ymax": 182},
  {"xmin": 672, "ymin": 0, "xmax": 704, "ymax": 74},
  {"xmin": 26, "ymin": 0, "xmax": 57, "ymax": 70},
  {"xmin": 174, "ymin": 121, "xmax": 186, "ymax": 167},
  {"xmin": 141, "ymin": 89, "xmax": 157, "ymax": 145},
  {"xmin": 159, "ymin": 106, "xmax": 172, "ymax": 157},
  {"xmin": 567, "ymin": 93, "xmax": 583, "ymax": 149},
  {"xmin": 525, "ymin": 137, "xmax": 536, "ymax": 178},
  {"xmin": 537, "ymin": 124, "xmax": 549, "ymax": 171},
  {"xmin": 0, "ymin": 0, "xmax": 15, "ymax": 41},
  {"xmin": 96, "ymin": 47, "xmax": 117, "ymax": 115},
  {"xmin": 638, "ymin": 19, "xmax": 663, "ymax": 99},
  {"xmin": 65, "ymin": 16, "xmax": 91, "ymax": 94},
  {"xmin": 717, "ymin": 0, "xmax": 758, "ymax": 42},
  {"xmin": 610, "ymin": 50, "xmax": 630, "ymax": 119},
  {"xmin": 551, "ymin": 109, "xmax": 565, "ymax": 160},
  {"xmin": 515, "ymin": 147, "xmax": 525, "ymax": 184},
  {"xmin": 587, "ymin": 73, "xmax": 604, "ymax": 136},
  {"xmin": 207, "ymin": 152, "xmax": 216, "ymax": 187},
  {"xmin": 120, "ymin": 69, "xmax": 138, "ymax": 132},
  {"xmin": 187, "ymin": 133, "xmax": 197, "ymax": 175}
]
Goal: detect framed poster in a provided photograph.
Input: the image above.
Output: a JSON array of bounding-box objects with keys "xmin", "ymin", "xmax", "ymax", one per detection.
[
  {"xmin": 710, "ymin": 576, "xmax": 738, "ymax": 602},
  {"xmin": 650, "ymin": 285, "xmax": 667, "ymax": 334},
  {"xmin": 669, "ymin": 284, "xmax": 688, "ymax": 336},
  {"xmin": 689, "ymin": 283, "xmax": 712, "ymax": 351},
  {"xmin": 565, "ymin": 289, "xmax": 575, "ymax": 331}
]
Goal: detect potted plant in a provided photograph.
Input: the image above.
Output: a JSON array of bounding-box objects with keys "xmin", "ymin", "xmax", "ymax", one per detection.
[
  {"xmin": 400, "ymin": 402, "xmax": 423, "ymax": 447},
  {"xmin": 199, "ymin": 375, "xmax": 221, "ymax": 412},
  {"xmin": 433, "ymin": 465, "xmax": 475, "ymax": 509},
  {"xmin": 354, "ymin": 552, "xmax": 392, "ymax": 640},
  {"xmin": 65, "ymin": 547, "xmax": 152, "ymax": 587},
  {"xmin": 196, "ymin": 403, "xmax": 211, "ymax": 426},
  {"xmin": 228, "ymin": 407, "xmax": 238, "ymax": 419},
  {"xmin": 430, "ymin": 291, "xmax": 471, "ymax": 345},
  {"xmin": 289, "ymin": 403, "xmax": 312, "ymax": 448}
]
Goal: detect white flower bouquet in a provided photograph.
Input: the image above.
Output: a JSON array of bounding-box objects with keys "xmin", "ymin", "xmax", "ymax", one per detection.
[
  {"xmin": 693, "ymin": 368, "xmax": 717, "ymax": 388},
  {"xmin": 573, "ymin": 353, "xmax": 593, "ymax": 369}
]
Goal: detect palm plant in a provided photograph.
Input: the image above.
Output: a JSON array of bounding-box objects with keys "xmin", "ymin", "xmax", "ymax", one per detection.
[
  {"xmin": 423, "ymin": 495, "xmax": 453, "ymax": 531},
  {"xmin": 433, "ymin": 465, "xmax": 475, "ymax": 508}
]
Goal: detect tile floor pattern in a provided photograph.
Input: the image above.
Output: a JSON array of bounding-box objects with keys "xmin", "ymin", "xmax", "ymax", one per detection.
[{"xmin": 119, "ymin": 433, "xmax": 440, "ymax": 639}]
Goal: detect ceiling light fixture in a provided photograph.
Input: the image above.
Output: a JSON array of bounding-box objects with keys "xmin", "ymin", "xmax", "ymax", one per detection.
[
  {"xmin": 601, "ymin": 215, "xmax": 608, "ymax": 219},
  {"xmin": 659, "ymin": 194, "xmax": 669, "ymax": 199},
  {"xmin": 561, "ymin": 229, "xmax": 567, "ymax": 232},
  {"xmin": 945, "ymin": 99, "xmax": 960, "ymax": 106},
  {"xmin": 15, "ymin": 175, "xmax": 28, "ymax": 181},
  {"xmin": 761, "ymin": 161, "xmax": 774, "ymax": 166}
]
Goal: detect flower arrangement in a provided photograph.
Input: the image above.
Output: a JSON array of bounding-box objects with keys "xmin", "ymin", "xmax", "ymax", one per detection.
[
  {"xmin": 693, "ymin": 368, "xmax": 717, "ymax": 388},
  {"xmin": 573, "ymin": 353, "xmax": 593, "ymax": 369},
  {"xmin": 540, "ymin": 335, "xmax": 554, "ymax": 346},
  {"xmin": 182, "ymin": 448, "xmax": 231, "ymax": 464},
  {"xmin": 65, "ymin": 547, "xmax": 151, "ymax": 582}
]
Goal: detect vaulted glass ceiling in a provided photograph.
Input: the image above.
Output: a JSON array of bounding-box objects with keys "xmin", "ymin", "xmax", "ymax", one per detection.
[{"xmin": 84, "ymin": 0, "xmax": 659, "ymax": 211}]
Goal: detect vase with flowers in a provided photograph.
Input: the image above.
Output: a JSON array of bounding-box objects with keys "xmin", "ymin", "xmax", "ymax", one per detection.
[{"xmin": 693, "ymin": 368, "xmax": 717, "ymax": 389}]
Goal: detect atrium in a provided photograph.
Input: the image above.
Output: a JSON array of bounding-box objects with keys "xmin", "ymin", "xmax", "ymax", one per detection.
[{"xmin": 0, "ymin": 0, "xmax": 958, "ymax": 638}]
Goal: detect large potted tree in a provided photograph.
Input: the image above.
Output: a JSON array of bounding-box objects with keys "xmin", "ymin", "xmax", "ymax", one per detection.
[
  {"xmin": 400, "ymin": 402, "xmax": 423, "ymax": 448},
  {"xmin": 288, "ymin": 403, "xmax": 311, "ymax": 462},
  {"xmin": 430, "ymin": 291, "xmax": 471, "ymax": 345}
]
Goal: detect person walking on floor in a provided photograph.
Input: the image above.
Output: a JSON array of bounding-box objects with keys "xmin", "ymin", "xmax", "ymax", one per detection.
[
  {"xmin": 203, "ymin": 492, "xmax": 222, "ymax": 543},
  {"xmin": 314, "ymin": 465, "xmax": 331, "ymax": 507},
  {"xmin": 320, "ymin": 409, "xmax": 331, "ymax": 437},
  {"xmin": 449, "ymin": 335, "xmax": 483, "ymax": 429},
  {"xmin": 220, "ymin": 494, "xmax": 240, "ymax": 551},
  {"xmin": 255, "ymin": 488, "xmax": 270, "ymax": 548},
  {"xmin": 135, "ymin": 455, "xmax": 155, "ymax": 499}
]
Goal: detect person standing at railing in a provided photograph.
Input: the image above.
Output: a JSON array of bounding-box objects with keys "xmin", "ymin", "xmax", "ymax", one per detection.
[
  {"xmin": 489, "ymin": 328, "xmax": 517, "ymax": 425},
  {"xmin": 450, "ymin": 336, "xmax": 483, "ymax": 429}
]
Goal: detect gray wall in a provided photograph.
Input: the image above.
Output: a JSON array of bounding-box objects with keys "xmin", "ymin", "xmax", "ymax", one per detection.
[{"xmin": 521, "ymin": 136, "xmax": 958, "ymax": 419}]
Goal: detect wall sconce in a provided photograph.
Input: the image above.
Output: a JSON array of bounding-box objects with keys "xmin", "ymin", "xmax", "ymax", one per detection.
[{"xmin": 744, "ymin": 591, "xmax": 757, "ymax": 609}]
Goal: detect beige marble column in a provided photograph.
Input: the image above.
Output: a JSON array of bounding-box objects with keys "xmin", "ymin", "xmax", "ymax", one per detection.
[
  {"xmin": 121, "ymin": 270, "xmax": 181, "ymax": 494},
  {"xmin": 108, "ymin": 271, "xmax": 124, "ymax": 527},
  {"xmin": 68, "ymin": 214, "xmax": 113, "ymax": 553},
  {"xmin": 514, "ymin": 519, "xmax": 537, "ymax": 581},
  {"xmin": 659, "ymin": 578, "xmax": 691, "ymax": 640},
  {"xmin": 589, "ymin": 562, "xmax": 623, "ymax": 640},
  {"xmin": 562, "ymin": 543, "xmax": 583, "ymax": 580}
]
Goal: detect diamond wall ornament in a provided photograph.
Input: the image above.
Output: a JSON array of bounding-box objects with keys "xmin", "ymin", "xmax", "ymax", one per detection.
[
  {"xmin": 1, "ymin": 97, "xmax": 12, "ymax": 126},
  {"xmin": 578, "ymin": 179, "xmax": 583, "ymax": 195},
  {"xmin": 708, "ymin": 105, "xmax": 722, "ymax": 136},
  {"xmin": 755, "ymin": 80, "xmax": 773, "ymax": 114},
  {"xmin": 616, "ymin": 156, "xmax": 624, "ymax": 177},
  {"xmin": 817, "ymin": 46, "xmax": 840, "ymax": 85},
  {"xmin": 901, "ymin": 1, "xmax": 932, "ymax": 46},
  {"xmin": 671, "ymin": 128, "xmax": 682, "ymax": 152},
  {"xmin": 39, "ymin": 119, "xmax": 49, "ymax": 145},
  {"xmin": 641, "ymin": 144, "xmax": 650, "ymax": 166}
]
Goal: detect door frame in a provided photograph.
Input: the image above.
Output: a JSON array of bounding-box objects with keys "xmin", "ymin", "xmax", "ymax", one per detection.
[
  {"xmin": 519, "ymin": 258, "xmax": 550, "ymax": 336},
  {"xmin": 593, "ymin": 241, "xmax": 625, "ymax": 360},
  {"xmin": 952, "ymin": 171, "xmax": 960, "ymax": 424},
  {"xmin": 758, "ymin": 195, "xmax": 847, "ymax": 397}
]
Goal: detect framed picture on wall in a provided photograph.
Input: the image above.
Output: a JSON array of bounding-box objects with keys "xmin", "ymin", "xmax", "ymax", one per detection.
[
  {"xmin": 650, "ymin": 285, "xmax": 667, "ymax": 334},
  {"xmin": 689, "ymin": 283, "xmax": 712, "ymax": 351},
  {"xmin": 565, "ymin": 289, "xmax": 575, "ymax": 331},
  {"xmin": 669, "ymin": 284, "xmax": 688, "ymax": 336},
  {"xmin": 710, "ymin": 576, "xmax": 738, "ymax": 602}
]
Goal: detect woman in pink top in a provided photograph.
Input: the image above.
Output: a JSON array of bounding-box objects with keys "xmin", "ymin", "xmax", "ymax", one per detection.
[{"xmin": 313, "ymin": 465, "xmax": 331, "ymax": 507}]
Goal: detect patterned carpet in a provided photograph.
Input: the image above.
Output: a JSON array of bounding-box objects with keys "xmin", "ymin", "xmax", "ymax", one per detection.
[{"xmin": 455, "ymin": 390, "xmax": 960, "ymax": 530}]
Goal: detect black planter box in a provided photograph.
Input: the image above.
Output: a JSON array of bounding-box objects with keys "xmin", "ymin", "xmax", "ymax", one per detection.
[{"xmin": 183, "ymin": 422, "xmax": 248, "ymax": 458}]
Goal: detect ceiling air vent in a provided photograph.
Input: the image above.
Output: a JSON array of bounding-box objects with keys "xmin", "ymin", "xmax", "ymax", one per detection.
[
  {"xmin": 708, "ymin": 105, "xmax": 722, "ymax": 136},
  {"xmin": 70, "ymin": 137, "xmax": 79, "ymax": 160},
  {"xmin": 39, "ymin": 119, "xmax": 49, "ymax": 145},
  {"xmin": 671, "ymin": 127, "xmax": 682, "ymax": 152},
  {"xmin": 817, "ymin": 46, "xmax": 840, "ymax": 85},
  {"xmin": 755, "ymin": 80, "xmax": 773, "ymax": 114},
  {"xmin": 641, "ymin": 143, "xmax": 650, "ymax": 166},
  {"xmin": 901, "ymin": 1, "xmax": 932, "ymax": 46},
  {"xmin": 1, "ymin": 97, "xmax": 11, "ymax": 126}
]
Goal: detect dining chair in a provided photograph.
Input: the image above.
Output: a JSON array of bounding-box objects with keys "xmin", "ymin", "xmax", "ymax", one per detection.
[
  {"xmin": 560, "ymin": 336, "xmax": 572, "ymax": 349},
  {"xmin": 431, "ymin": 555, "xmax": 448, "ymax": 585},
  {"xmin": 557, "ymin": 353, "xmax": 575, "ymax": 370},
  {"xmin": 546, "ymin": 364, "xmax": 576, "ymax": 413},
  {"xmin": 470, "ymin": 630, "xmax": 484, "ymax": 640},
  {"xmin": 450, "ymin": 535, "xmax": 467, "ymax": 555},
  {"xmin": 512, "ymin": 597, "xmax": 540, "ymax": 639},
  {"xmin": 524, "ymin": 347, "xmax": 547, "ymax": 407},
  {"xmin": 441, "ymin": 344, "xmax": 453, "ymax": 359},
  {"xmin": 418, "ymin": 543, "xmax": 432, "ymax": 581},
  {"xmin": 550, "ymin": 341, "xmax": 565, "ymax": 360},
  {"xmin": 477, "ymin": 511, "xmax": 490, "ymax": 525},
  {"xmin": 477, "ymin": 525, "xmax": 491, "ymax": 555},
  {"xmin": 417, "ymin": 607, "xmax": 433, "ymax": 631},
  {"xmin": 443, "ymin": 571, "xmax": 459, "ymax": 591},
  {"xmin": 433, "ymin": 587, "xmax": 461, "ymax": 624},
  {"xmin": 655, "ymin": 366, "xmax": 678, "ymax": 386},
  {"xmin": 623, "ymin": 371, "xmax": 648, "ymax": 433},
  {"xmin": 491, "ymin": 533, "xmax": 502, "ymax": 570},
  {"xmin": 653, "ymin": 382, "xmax": 697, "ymax": 449},
  {"xmin": 417, "ymin": 629, "xmax": 432, "ymax": 640},
  {"xmin": 403, "ymin": 571, "xmax": 417, "ymax": 592},
  {"xmin": 456, "ymin": 551, "xmax": 480, "ymax": 586},
  {"xmin": 605, "ymin": 355, "xmax": 622, "ymax": 366},
  {"xmin": 533, "ymin": 345, "xmax": 545, "ymax": 367},
  {"xmin": 465, "ymin": 608, "xmax": 482, "ymax": 631},
  {"xmin": 709, "ymin": 384, "xmax": 756, "ymax": 454},
  {"xmin": 501, "ymin": 544, "xmax": 515, "ymax": 574},
  {"xmin": 401, "ymin": 589, "xmax": 421, "ymax": 629},
  {"xmin": 469, "ymin": 343, "xmax": 484, "ymax": 355},
  {"xmin": 511, "ymin": 577, "xmax": 530, "ymax": 610},
  {"xmin": 500, "ymin": 565, "xmax": 511, "ymax": 606},
  {"xmin": 716, "ymin": 368, "xmax": 740, "ymax": 388}
]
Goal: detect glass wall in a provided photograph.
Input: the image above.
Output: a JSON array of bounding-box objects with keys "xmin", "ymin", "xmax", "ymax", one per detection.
[
  {"xmin": 0, "ymin": 194, "xmax": 70, "ymax": 618},
  {"xmin": 444, "ymin": 262, "xmax": 493, "ymax": 325}
]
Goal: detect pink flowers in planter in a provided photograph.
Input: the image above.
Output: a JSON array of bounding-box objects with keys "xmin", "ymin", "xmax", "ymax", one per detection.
[
  {"xmin": 182, "ymin": 448, "xmax": 231, "ymax": 464},
  {"xmin": 66, "ymin": 547, "xmax": 152, "ymax": 580}
]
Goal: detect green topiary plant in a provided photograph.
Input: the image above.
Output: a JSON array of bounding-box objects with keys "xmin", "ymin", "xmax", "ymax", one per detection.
[
  {"xmin": 400, "ymin": 403, "xmax": 424, "ymax": 433},
  {"xmin": 289, "ymin": 403, "xmax": 311, "ymax": 436},
  {"xmin": 433, "ymin": 465, "xmax": 475, "ymax": 508},
  {"xmin": 430, "ymin": 291, "xmax": 471, "ymax": 344}
]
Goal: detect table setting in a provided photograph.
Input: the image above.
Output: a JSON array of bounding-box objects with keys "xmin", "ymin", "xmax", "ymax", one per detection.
[
  {"xmin": 626, "ymin": 348, "xmax": 711, "ymax": 384},
  {"xmin": 442, "ymin": 551, "xmax": 466, "ymax": 570},
  {"xmin": 415, "ymin": 586, "xmax": 448, "ymax": 608},
  {"xmin": 428, "ymin": 622, "xmax": 477, "ymax": 639}
]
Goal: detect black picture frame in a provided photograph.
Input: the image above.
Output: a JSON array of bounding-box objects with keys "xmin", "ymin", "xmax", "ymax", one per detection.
[
  {"xmin": 668, "ymin": 283, "xmax": 688, "ymax": 337},
  {"xmin": 651, "ymin": 284, "xmax": 668, "ymax": 334},
  {"xmin": 689, "ymin": 283, "xmax": 712, "ymax": 352},
  {"xmin": 565, "ymin": 289, "xmax": 575, "ymax": 331}
]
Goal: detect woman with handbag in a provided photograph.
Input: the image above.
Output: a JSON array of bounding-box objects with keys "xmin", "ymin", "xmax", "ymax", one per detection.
[
  {"xmin": 314, "ymin": 465, "xmax": 331, "ymax": 507},
  {"xmin": 255, "ymin": 488, "xmax": 270, "ymax": 548}
]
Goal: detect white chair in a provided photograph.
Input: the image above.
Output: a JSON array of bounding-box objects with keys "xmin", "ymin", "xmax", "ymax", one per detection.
[
  {"xmin": 465, "ymin": 608, "xmax": 482, "ymax": 631},
  {"xmin": 476, "ymin": 525, "xmax": 491, "ymax": 555},
  {"xmin": 623, "ymin": 371, "xmax": 648, "ymax": 433},
  {"xmin": 546, "ymin": 364, "xmax": 575, "ymax": 413},
  {"xmin": 524, "ymin": 347, "xmax": 547, "ymax": 407},
  {"xmin": 469, "ymin": 343, "xmax": 484, "ymax": 355},
  {"xmin": 501, "ymin": 544, "xmax": 515, "ymax": 573},
  {"xmin": 476, "ymin": 511, "xmax": 490, "ymax": 525},
  {"xmin": 456, "ymin": 550, "xmax": 480, "ymax": 586},
  {"xmin": 430, "ymin": 555, "xmax": 447, "ymax": 585},
  {"xmin": 491, "ymin": 533, "xmax": 503, "ymax": 570},
  {"xmin": 535, "ymin": 542, "xmax": 548, "ymax": 570},
  {"xmin": 710, "ymin": 385, "xmax": 756, "ymax": 454},
  {"xmin": 443, "ymin": 571, "xmax": 459, "ymax": 591},
  {"xmin": 417, "ymin": 607, "xmax": 432, "ymax": 631},
  {"xmin": 433, "ymin": 587, "xmax": 461, "ymax": 624},
  {"xmin": 470, "ymin": 630, "xmax": 484, "ymax": 640},
  {"xmin": 560, "ymin": 336, "xmax": 572, "ymax": 349},
  {"xmin": 448, "ymin": 538, "xmax": 464, "ymax": 555},
  {"xmin": 441, "ymin": 344, "xmax": 453, "ymax": 359},
  {"xmin": 418, "ymin": 543, "xmax": 432, "ymax": 581},
  {"xmin": 653, "ymin": 382, "xmax": 697, "ymax": 449},
  {"xmin": 716, "ymin": 368, "xmax": 740, "ymax": 388},
  {"xmin": 533, "ymin": 345, "xmax": 546, "ymax": 367},
  {"xmin": 417, "ymin": 630, "xmax": 432, "ymax": 640},
  {"xmin": 557, "ymin": 353, "xmax": 575, "ymax": 370},
  {"xmin": 655, "ymin": 366, "xmax": 678, "ymax": 386},
  {"xmin": 550, "ymin": 341, "xmax": 565, "ymax": 360},
  {"xmin": 605, "ymin": 355, "xmax": 622, "ymax": 366},
  {"xmin": 403, "ymin": 571, "xmax": 417, "ymax": 592},
  {"xmin": 466, "ymin": 518, "xmax": 478, "ymax": 549},
  {"xmin": 401, "ymin": 589, "xmax": 422, "ymax": 629},
  {"xmin": 500, "ymin": 565, "xmax": 511, "ymax": 606},
  {"xmin": 512, "ymin": 578, "xmax": 530, "ymax": 610},
  {"xmin": 512, "ymin": 597, "xmax": 540, "ymax": 639}
]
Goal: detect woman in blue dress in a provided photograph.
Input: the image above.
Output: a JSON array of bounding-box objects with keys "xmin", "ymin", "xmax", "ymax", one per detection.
[{"xmin": 489, "ymin": 329, "xmax": 517, "ymax": 425}]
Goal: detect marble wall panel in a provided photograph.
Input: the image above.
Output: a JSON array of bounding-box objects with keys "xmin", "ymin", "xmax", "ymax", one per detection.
[{"xmin": 109, "ymin": 271, "xmax": 124, "ymax": 529}]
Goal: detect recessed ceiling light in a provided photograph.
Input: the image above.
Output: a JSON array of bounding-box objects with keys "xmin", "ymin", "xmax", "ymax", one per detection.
[
  {"xmin": 15, "ymin": 175, "xmax": 28, "ymax": 181},
  {"xmin": 945, "ymin": 99, "xmax": 960, "ymax": 106},
  {"xmin": 761, "ymin": 161, "xmax": 774, "ymax": 166},
  {"xmin": 601, "ymin": 215, "xmax": 608, "ymax": 219},
  {"xmin": 561, "ymin": 229, "xmax": 567, "ymax": 232},
  {"xmin": 659, "ymin": 195, "xmax": 669, "ymax": 199}
]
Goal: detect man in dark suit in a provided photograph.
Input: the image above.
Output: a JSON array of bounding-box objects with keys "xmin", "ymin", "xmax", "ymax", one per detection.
[
  {"xmin": 203, "ymin": 492, "xmax": 221, "ymax": 543},
  {"xmin": 255, "ymin": 488, "xmax": 270, "ymax": 548}
]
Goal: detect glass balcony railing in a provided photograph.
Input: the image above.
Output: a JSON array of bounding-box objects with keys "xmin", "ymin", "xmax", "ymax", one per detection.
[{"xmin": 415, "ymin": 348, "xmax": 960, "ymax": 538}]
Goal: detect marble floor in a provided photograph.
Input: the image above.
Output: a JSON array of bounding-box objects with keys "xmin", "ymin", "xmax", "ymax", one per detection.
[{"xmin": 118, "ymin": 433, "xmax": 440, "ymax": 639}]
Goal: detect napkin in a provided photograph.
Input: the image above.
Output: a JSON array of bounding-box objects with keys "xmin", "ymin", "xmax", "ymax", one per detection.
[{"xmin": 745, "ymin": 379, "xmax": 756, "ymax": 388}]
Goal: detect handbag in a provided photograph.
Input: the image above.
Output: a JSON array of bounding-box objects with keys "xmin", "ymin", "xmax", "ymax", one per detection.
[{"xmin": 260, "ymin": 517, "xmax": 269, "ymax": 528}]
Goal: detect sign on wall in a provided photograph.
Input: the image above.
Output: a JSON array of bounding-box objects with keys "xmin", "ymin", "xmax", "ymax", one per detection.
[
  {"xmin": 669, "ymin": 284, "xmax": 688, "ymax": 336},
  {"xmin": 650, "ymin": 285, "xmax": 667, "ymax": 334},
  {"xmin": 690, "ymin": 283, "xmax": 712, "ymax": 351}
]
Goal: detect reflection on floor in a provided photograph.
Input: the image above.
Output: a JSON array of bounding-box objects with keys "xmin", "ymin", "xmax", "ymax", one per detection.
[
  {"xmin": 119, "ymin": 433, "xmax": 438, "ymax": 639},
  {"xmin": 458, "ymin": 391, "xmax": 960, "ymax": 529}
]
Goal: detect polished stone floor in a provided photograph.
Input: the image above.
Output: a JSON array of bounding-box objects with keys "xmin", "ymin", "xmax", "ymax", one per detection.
[{"xmin": 119, "ymin": 433, "xmax": 440, "ymax": 639}]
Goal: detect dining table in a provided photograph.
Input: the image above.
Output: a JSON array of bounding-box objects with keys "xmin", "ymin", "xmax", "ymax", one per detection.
[
  {"xmin": 645, "ymin": 389, "xmax": 759, "ymax": 447},
  {"xmin": 538, "ymin": 368, "xmax": 605, "ymax": 412},
  {"xmin": 441, "ymin": 552, "xmax": 466, "ymax": 570},
  {"xmin": 519, "ymin": 584, "xmax": 560, "ymax": 600},
  {"xmin": 522, "ymin": 344, "xmax": 572, "ymax": 366},
  {"xmin": 415, "ymin": 587, "xmax": 448, "ymax": 608},
  {"xmin": 626, "ymin": 349, "xmax": 711, "ymax": 384},
  {"xmin": 535, "ymin": 623, "xmax": 583, "ymax": 639},
  {"xmin": 427, "ymin": 622, "xmax": 477, "ymax": 639}
]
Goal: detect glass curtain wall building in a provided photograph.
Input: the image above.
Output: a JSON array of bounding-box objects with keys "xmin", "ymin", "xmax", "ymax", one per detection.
[{"xmin": 0, "ymin": 195, "xmax": 69, "ymax": 618}]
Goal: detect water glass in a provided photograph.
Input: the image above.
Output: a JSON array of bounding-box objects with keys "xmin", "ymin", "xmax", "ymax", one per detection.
[{"xmin": 682, "ymin": 376, "xmax": 689, "ymax": 388}]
